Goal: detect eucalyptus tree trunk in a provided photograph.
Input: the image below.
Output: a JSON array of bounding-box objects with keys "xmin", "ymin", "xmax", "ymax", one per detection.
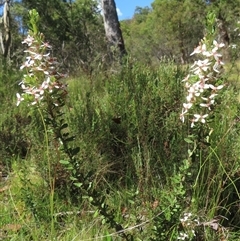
[
  {"xmin": 216, "ymin": 16, "xmax": 230, "ymax": 60},
  {"xmin": 216, "ymin": 18, "xmax": 229, "ymax": 46},
  {"xmin": 101, "ymin": 0, "xmax": 127, "ymax": 61},
  {"xmin": 0, "ymin": 0, "xmax": 11, "ymax": 60}
]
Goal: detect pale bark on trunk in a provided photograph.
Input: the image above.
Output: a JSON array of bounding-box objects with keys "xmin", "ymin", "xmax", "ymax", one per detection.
[
  {"xmin": 101, "ymin": 0, "xmax": 127, "ymax": 60},
  {"xmin": 216, "ymin": 16, "xmax": 230, "ymax": 60},
  {"xmin": 0, "ymin": 0, "xmax": 11, "ymax": 59},
  {"xmin": 216, "ymin": 17, "xmax": 230, "ymax": 46}
]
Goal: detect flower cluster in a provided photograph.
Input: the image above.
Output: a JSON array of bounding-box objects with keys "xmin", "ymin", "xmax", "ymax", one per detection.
[
  {"xmin": 17, "ymin": 34, "xmax": 67, "ymax": 106},
  {"xmin": 177, "ymin": 212, "xmax": 199, "ymax": 240},
  {"xmin": 178, "ymin": 212, "xmax": 229, "ymax": 240},
  {"xmin": 180, "ymin": 40, "xmax": 225, "ymax": 127}
]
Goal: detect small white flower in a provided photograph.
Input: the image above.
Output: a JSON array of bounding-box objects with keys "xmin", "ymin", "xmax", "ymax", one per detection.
[
  {"xmin": 184, "ymin": 81, "xmax": 191, "ymax": 89},
  {"xmin": 180, "ymin": 109, "xmax": 186, "ymax": 123},
  {"xmin": 24, "ymin": 87, "xmax": 37, "ymax": 95},
  {"xmin": 209, "ymin": 93, "xmax": 218, "ymax": 99},
  {"xmin": 197, "ymin": 59, "xmax": 211, "ymax": 71},
  {"xmin": 193, "ymin": 113, "xmax": 208, "ymax": 124},
  {"xmin": 194, "ymin": 219, "xmax": 200, "ymax": 225},
  {"xmin": 21, "ymin": 83, "xmax": 27, "ymax": 90},
  {"xmin": 183, "ymin": 102, "xmax": 193, "ymax": 110},
  {"xmin": 209, "ymin": 84, "xmax": 224, "ymax": 90},
  {"xmin": 177, "ymin": 232, "xmax": 188, "ymax": 240},
  {"xmin": 34, "ymin": 53, "xmax": 43, "ymax": 60},
  {"xmin": 40, "ymin": 42, "xmax": 52, "ymax": 49},
  {"xmin": 190, "ymin": 44, "xmax": 206, "ymax": 56},
  {"xmin": 182, "ymin": 74, "xmax": 190, "ymax": 82},
  {"xmin": 186, "ymin": 93, "xmax": 194, "ymax": 102},
  {"xmin": 31, "ymin": 94, "xmax": 43, "ymax": 105},
  {"xmin": 213, "ymin": 61, "xmax": 224, "ymax": 73},
  {"xmin": 191, "ymin": 120, "xmax": 196, "ymax": 128},
  {"xmin": 22, "ymin": 35, "xmax": 35, "ymax": 46},
  {"xmin": 200, "ymin": 101, "xmax": 214, "ymax": 110},
  {"xmin": 39, "ymin": 77, "xmax": 51, "ymax": 94},
  {"xmin": 211, "ymin": 51, "xmax": 222, "ymax": 61},
  {"xmin": 213, "ymin": 40, "xmax": 225, "ymax": 49},
  {"xmin": 16, "ymin": 93, "xmax": 24, "ymax": 106},
  {"xmin": 180, "ymin": 212, "xmax": 192, "ymax": 222}
]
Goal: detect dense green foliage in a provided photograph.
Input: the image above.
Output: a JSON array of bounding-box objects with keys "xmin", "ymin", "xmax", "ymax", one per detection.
[
  {"xmin": 121, "ymin": 0, "xmax": 240, "ymax": 64},
  {"xmin": 1, "ymin": 60, "xmax": 240, "ymax": 240},
  {"xmin": 1, "ymin": 0, "xmax": 240, "ymax": 68},
  {"xmin": 1, "ymin": 0, "xmax": 240, "ymax": 240},
  {"xmin": 6, "ymin": 0, "xmax": 107, "ymax": 74}
]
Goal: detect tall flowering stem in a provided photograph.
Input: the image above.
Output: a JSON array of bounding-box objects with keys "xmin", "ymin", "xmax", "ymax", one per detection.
[
  {"xmin": 177, "ymin": 13, "xmax": 229, "ymax": 241},
  {"xmin": 180, "ymin": 12, "xmax": 225, "ymax": 129},
  {"xmin": 16, "ymin": 10, "xmax": 73, "ymax": 158},
  {"xmin": 16, "ymin": 10, "xmax": 80, "ymax": 173},
  {"xmin": 16, "ymin": 10, "xmax": 132, "ymax": 240},
  {"xmin": 16, "ymin": 10, "xmax": 71, "ymax": 238},
  {"xmin": 180, "ymin": 39, "xmax": 225, "ymax": 128},
  {"xmin": 17, "ymin": 14, "xmax": 67, "ymax": 107}
]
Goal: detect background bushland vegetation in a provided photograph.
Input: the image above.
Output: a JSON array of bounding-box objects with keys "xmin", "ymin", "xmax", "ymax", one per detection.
[{"xmin": 1, "ymin": 0, "xmax": 240, "ymax": 240}]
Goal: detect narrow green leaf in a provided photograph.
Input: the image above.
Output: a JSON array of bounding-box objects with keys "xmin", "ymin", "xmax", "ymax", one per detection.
[
  {"xmin": 63, "ymin": 133, "xmax": 69, "ymax": 137},
  {"xmin": 70, "ymin": 147, "xmax": 80, "ymax": 156},
  {"xmin": 74, "ymin": 182, "xmax": 82, "ymax": 188},
  {"xmin": 103, "ymin": 231, "xmax": 112, "ymax": 241},
  {"xmin": 128, "ymin": 199, "xmax": 135, "ymax": 204},
  {"xmin": 60, "ymin": 123, "xmax": 68, "ymax": 130},
  {"xmin": 59, "ymin": 160, "xmax": 69, "ymax": 165},
  {"xmin": 64, "ymin": 136, "xmax": 75, "ymax": 142},
  {"xmin": 70, "ymin": 176, "xmax": 77, "ymax": 181},
  {"xmin": 93, "ymin": 210, "xmax": 99, "ymax": 218},
  {"xmin": 101, "ymin": 218, "xmax": 106, "ymax": 225},
  {"xmin": 184, "ymin": 138, "xmax": 193, "ymax": 143}
]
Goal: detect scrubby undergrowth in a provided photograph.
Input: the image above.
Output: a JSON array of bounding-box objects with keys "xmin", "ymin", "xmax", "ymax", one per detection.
[
  {"xmin": 0, "ymin": 10, "xmax": 240, "ymax": 240},
  {"xmin": 0, "ymin": 58, "xmax": 240, "ymax": 240}
]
